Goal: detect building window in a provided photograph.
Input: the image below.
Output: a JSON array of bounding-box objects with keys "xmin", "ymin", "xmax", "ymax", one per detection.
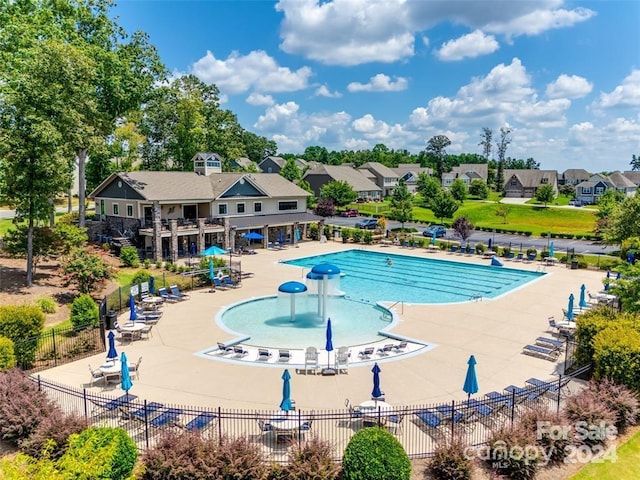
[
  {"xmin": 444, "ymin": 178, "xmax": 452, "ymax": 186},
  {"xmin": 510, "ymin": 178, "xmax": 517, "ymax": 186},
  {"xmin": 541, "ymin": 178, "xmax": 548, "ymax": 184},
  {"xmin": 254, "ymin": 202, "xmax": 262, "ymax": 213},
  {"xmin": 206, "ymin": 160, "xmax": 219, "ymax": 168},
  {"xmin": 595, "ymin": 186, "xmax": 604, "ymax": 195},
  {"xmin": 112, "ymin": 203, "xmax": 119, "ymax": 215},
  {"xmin": 582, "ymin": 187, "xmax": 591, "ymax": 194},
  {"xmin": 126, "ymin": 204, "xmax": 133, "ymax": 217},
  {"xmin": 218, "ymin": 204, "xmax": 227, "ymax": 215},
  {"xmin": 195, "ymin": 161, "xmax": 204, "ymax": 167},
  {"xmin": 278, "ymin": 201, "xmax": 297, "ymax": 211},
  {"xmin": 237, "ymin": 203, "xmax": 245, "ymax": 214}
]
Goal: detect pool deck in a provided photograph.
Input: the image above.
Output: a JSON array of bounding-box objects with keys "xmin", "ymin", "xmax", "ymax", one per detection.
[{"xmin": 40, "ymin": 240, "xmax": 605, "ymax": 411}]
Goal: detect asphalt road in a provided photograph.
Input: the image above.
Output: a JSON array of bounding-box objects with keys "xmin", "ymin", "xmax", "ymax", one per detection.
[{"xmin": 326, "ymin": 215, "xmax": 618, "ymax": 256}]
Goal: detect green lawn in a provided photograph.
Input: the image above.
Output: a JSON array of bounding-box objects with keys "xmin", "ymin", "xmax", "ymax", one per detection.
[
  {"xmin": 353, "ymin": 199, "xmax": 597, "ymax": 236},
  {"xmin": 570, "ymin": 430, "xmax": 640, "ymax": 480}
]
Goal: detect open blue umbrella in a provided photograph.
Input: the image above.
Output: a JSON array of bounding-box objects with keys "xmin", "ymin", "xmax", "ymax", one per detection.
[
  {"xmin": 463, "ymin": 355, "xmax": 479, "ymax": 399},
  {"xmin": 106, "ymin": 331, "xmax": 118, "ymax": 361},
  {"xmin": 549, "ymin": 241, "xmax": 555, "ymax": 258},
  {"xmin": 243, "ymin": 232, "xmax": 264, "ymax": 240},
  {"xmin": 149, "ymin": 276, "xmax": 155, "ymax": 295},
  {"xmin": 579, "ymin": 284, "xmax": 588, "ymax": 309},
  {"xmin": 371, "ymin": 363, "xmax": 382, "ymax": 400},
  {"xmin": 325, "ymin": 318, "xmax": 334, "ymax": 369},
  {"xmin": 279, "ymin": 369, "xmax": 293, "ymax": 412},
  {"xmin": 201, "ymin": 245, "xmax": 227, "ymax": 256},
  {"xmin": 129, "ymin": 294, "xmax": 138, "ymax": 321},
  {"xmin": 566, "ymin": 293, "xmax": 575, "ymax": 320},
  {"xmin": 120, "ymin": 352, "xmax": 133, "ymax": 395}
]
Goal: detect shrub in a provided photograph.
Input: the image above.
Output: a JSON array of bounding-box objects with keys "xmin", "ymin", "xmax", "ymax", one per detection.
[
  {"xmin": 143, "ymin": 258, "xmax": 151, "ymax": 269},
  {"xmin": 0, "ymin": 369, "xmax": 58, "ymax": 445},
  {"xmin": 70, "ymin": 294, "xmax": 99, "ymax": 330},
  {"xmin": 19, "ymin": 413, "xmax": 87, "ymax": 460},
  {"xmin": 475, "ymin": 243, "xmax": 485, "ymax": 254},
  {"xmin": 57, "ymin": 427, "xmax": 137, "ymax": 480},
  {"xmin": 119, "ymin": 246, "xmax": 139, "ymax": 267},
  {"xmin": 592, "ymin": 322, "xmax": 640, "ymax": 392},
  {"xmin": 363, "ymin": 231, "xmax": 373, "ymax": 244},
  {"xmin": 428, "ymin": 436, "xmax": 473, "ymax": 480},
  {"xmin": 142, "ymin": 430, "xmax": 219, "ymax": 479},
  {"xmin": 351, "ymin": 229, "xmax": 363, "ymax": 243},
  {"xmin": 0, "ymin": 305, "xmax": 45, "ymax": 368},
  {"xmin": 519, "ymin": 405, "xmax": 572, "ymax": 465},
  {"xmin": 131, "ymin": 270, "xmax": 151, "ymax": 286},
  {"xmin": 0, "ymin": 337, "xmax": 16, "ymax": 371},
  {"xmin": 285, "ymin": 437, "xmax": 341, "ymax": 480},
  {"xmin": 61, "ymin": 249, "xmax": 112, "ymax": 294},
  {"xmin": 216, "ymin": 436, "xmax": 268, "ymax": 480},
  {"xmin": 155, "ymin": 261, "xmax": 162, "ymax": 269},
  {"xmin": 342, "ymin": 427, "xmax": 411, "ymax": 480},
  {"xmin": 34, "ymin": 297, "xmax": 57, "ymax": 314},
  {"xmin": 101, "ymin": 242, "xmax": 111, "ymax": 251},
  {"xmin": 0, "ymin": 452, "xmax": 62, "ymax": 479},
  {"xmin": 484, "ymin": 424, "xmax": 540, "ymax": 479},
  {"xmin": 563, "ymin": 388, "xmax": 617, "ymax": 447},
  {"xmin": 587, "ymin": 378, "xmax": 640, "ymax": 433}
]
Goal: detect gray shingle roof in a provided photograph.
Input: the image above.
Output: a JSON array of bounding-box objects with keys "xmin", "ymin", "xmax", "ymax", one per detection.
[
  {"xmin": 304, "ymin": 165, "xmax": 381, "ymax": 192},
  {"xmin": 504, "ymin": 169, "xmax": 558, "ymax": 188},
  {"xmin": 358, "ymin": 162, "xmax": 399, "ymax": 178}
]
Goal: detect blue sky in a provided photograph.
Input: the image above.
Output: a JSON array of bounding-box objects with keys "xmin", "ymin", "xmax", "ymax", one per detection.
[{"xmin": 113, "ymin": 0, "xmax": 639, "ymax": 173}]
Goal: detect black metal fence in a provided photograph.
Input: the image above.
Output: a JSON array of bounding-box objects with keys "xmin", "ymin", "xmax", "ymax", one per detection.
[
  {"xmin": 30, "ymin": 368, "xmax": 590, "ymax": 460},
  {"xmin": 16, "ymin": 325, "xmax": 105, "ymax": 373}
]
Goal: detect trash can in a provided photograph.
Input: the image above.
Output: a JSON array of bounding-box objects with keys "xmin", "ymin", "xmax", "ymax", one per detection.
[
  {"xmin": 570, "ymin": 259, "xmax": 579, "ymax": 270},
  {"xmin": 105, "ymin": 311, "xmax": 117, "ymax": 330}
]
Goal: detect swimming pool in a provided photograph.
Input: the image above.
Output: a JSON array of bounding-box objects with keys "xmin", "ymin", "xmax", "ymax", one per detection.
[
  {"xmin": 284, "ymin": 250, "xmax": 544, "ymax": 304},
  {"xmin": 218, "ymin": 295, "xmax": 394, "ymax": 349}
]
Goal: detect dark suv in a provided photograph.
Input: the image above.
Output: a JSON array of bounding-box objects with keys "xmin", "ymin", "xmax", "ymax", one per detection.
[{"xmin": 355, "ymin": 218, "xmax": 378, "ymax": 229}]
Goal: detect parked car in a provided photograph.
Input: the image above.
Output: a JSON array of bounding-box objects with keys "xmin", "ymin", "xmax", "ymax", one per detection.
[
  {"xmin": 423, "ymin": 225, "xmax": 447, "ymax": 238},
  {"xmin": 568, "ymin": 199, "xmax": 583, "ymax": 207},
  {"xmin": 355, "ymin": 218, "xmax": 378, "ymax": 229},
  {"xmin": 341, "ymin": 209, "xmax": 359, "ymax": 217}
]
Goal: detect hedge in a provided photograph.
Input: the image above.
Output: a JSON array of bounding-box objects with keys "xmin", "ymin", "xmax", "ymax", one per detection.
[
  {"xmin": 70, "ymin": 294, "xmax": 99, "ymax": 330},
  {"xmin": 0, "ymin": 305, "xmax": 45, "ymax": 368},
  {"xmin": 574, "ymin": 310, "xmax": 639, "ymax": 368},
  {"xmin": 593, "ymin": 323, "xmax": 640, "ymax": 392},
  {"xmin": 0, "ymin": 337, "xmax": 16, "ymax": 371}
]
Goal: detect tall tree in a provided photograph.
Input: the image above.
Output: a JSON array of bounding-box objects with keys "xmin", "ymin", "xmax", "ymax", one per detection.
[
  {"xmin": 430, "ymin": 190, "xmax": 459, "ymax": 223},
  {"xmin": 416, "ymin": 173, "xmax": 441, "ymax": 203},
  {"xmin": 535, "ymin": 184, "xmax": 556, "ymax": 207},
  {"xmin": 450, "ymin": 179, "xmax": 468, "ymax": 203},
  {"xmin": 426, "ymin": 135, "xmax": 451, "ymax": 180},
  {"xmin": 389, "ymin": 179, "xmax": 413, "ymax": 232},
  {"xmin": 479, "ymin": 127, "xmax": 492, "ymax": 160},
  {"xmin": 242, "ymin": 131, "xmax": 277, "ymax": 163},
  {"xmin": 320, "ymin": 180, "xmax": 357, "ymax": 208},
  {"xmin": 631, "ymin": 154, "xmax": 640, "ymax": 171},
  {"xmin": 602, "ymin": 195, "xmax": 640, "ymax": 245},
  {"xmin": 0, "ymin": 37, "xmax": 87, "ymax": 285},
  {"xmin": 495, "ymin": 127, "xmax": 512, "ymax": 191},
  {"xmin": 279, "ymin": 158, "xmax": 301, "ymax": 182}
]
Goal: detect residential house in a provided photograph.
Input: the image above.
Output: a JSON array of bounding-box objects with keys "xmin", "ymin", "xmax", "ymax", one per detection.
[
  {"xmin": 560, "ymin": 169, "xmax": 590, "ymax": 186},
  {"xmin": 392, "ymin": 164, "xmax": 433, "ymax": 193},
  {"xmin": 357, "ymin": 162, "xmax": 399, "ymax": 196},
  {"xmin": 302, "ymin": 165, "xmax": 382, "ymax": 201},
  {"xmin": 229, "ymin": 157, "xmax": 255, "ymax": 170},
  {"xmin": 258, "ymin": 156, "xmax": 308, "ymax": 173},
  {"xmin": 90, "ymin": 153, "xmax": 319, "ymax": 262},
  {"xmin": 441, "ymin": 163, "xmax": 489, "ymax": 189},
  {"xmin": 575, "ymin": 172, "xmax": 637, "ymax": 205},
  {"xmin": 623, "ymin": 171, "xmax": 640, "ymax": 186},
  {"xmin": 503, "ymin": 169, "xmax": 558, "ymax": 198}
]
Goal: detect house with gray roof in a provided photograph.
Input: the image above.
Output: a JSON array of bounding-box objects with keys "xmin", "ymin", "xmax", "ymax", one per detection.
[
  {"xmin": 503, "ymin": 169, "xmax": 558, "ymax": 198},
  {"xmin": 623, "ymin": 171, "xmax": 640, "ymax": 186},
  {"xmin": 575, "ymin": 172, "xmax": 637, "ymax": 205},
  {"xmin": 302, "ymin": 165, "xmax": 382, "ymax": 201},
  {"xmin": 392, "ymin": 164, "xmax": 433, "ymax": 193},
  {"xmin": 442, "ymin": 163, "xmax": 489, "ymax": 189},
  {"xmin": 560, "ymin": 168, "xmax": 590, "ymax": 186},
  {"xmin": 258, "ymin": 156, "xmax": 307, "ymax": 173},
  {"xmin": 90, "ymin": 153, "xmax": 319, "ymax": 262},
  {"xmin": 357, "ymin": 162, "xmax": 399, "ymax": 196},
  {"xmin": 230, "ymin": 157, "xmax": 255, "ymax": 170}
]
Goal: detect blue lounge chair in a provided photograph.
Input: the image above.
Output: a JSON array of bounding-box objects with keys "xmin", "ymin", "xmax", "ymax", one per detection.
[
  {"xmin": 522, "ymin": 344, "xmax": 560, "ymax": 361},
  {"xmin": 102, "ymin": 393, "xmax": 138, "ymax": 411},
  {"xmin": 415, "ymin": 409, "xmax": 441, "ymax": 429},
  {"xmin": 183, "ymin": 412, "xmax": 217, "ymax": 432},
  {"xmin": 535, "ymin": 337, "xmax": 564, "ymax": 349},
  {"xmin": 358, "ymin": 347, "xmax": 374, "ymax": 359},
  {"xmin": 158, "ymin": 287, "xmax": 179, "ymax": 303},
  {"xmin": 169, "ymin": 284, "xmax": 190, "ymax": 300},
  {"xmin": 257, "ymin": 348, "xmax": 272, "ymax": 361},
  {"xmin": 376, "ymin": 344, "xmax": 394, "ymax": 356},
  {"xmin": 213, "ymin": 277, "xmax": 228, "ymax": 290},
  {"xmin": 129, "ymin": 402, "xmax": 164, "ymax": 421},
  {"xmin": 505, "ymin": 385, "xmax": 541, "ymax": 403},
  {"xmin": 393, "ymin": 341, "xmax": 408, "ymax": 352},
  {"xmin": 277, "ymin": 349, "xmax": 291, "ymax": 362},
  {"xmin": 525, "ymin": 377, "xmax": 570, "ymax": 398},
  {"xmin": 223, "ymin": 276, "xmax": 240, "ymax": 288},
  {"xmin": 150, "ymin": 408, "xmax": 183, "ymax": 428},
  {"xmin": 216, "ymin": 342, "xmax": 232, "ymax": 355},
  {"xmin": 233, "ymin": 345, "xmax": 249, "ymax": 357}
]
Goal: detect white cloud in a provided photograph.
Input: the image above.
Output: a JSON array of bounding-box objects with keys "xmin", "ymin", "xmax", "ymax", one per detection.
[
  {"xmin": 190, "ymin": 50, "xmax": 313, "ymax": 94},
  {"xmin": 435, "ymin": 30, "xmax": 499, "ymax": 61},
  {"xmin": 254, "ymin": 101, "xmax": 300, "ymax": 130},
  {"xmin": 314, "ymin": 85, "xmax": 342, "ymax": 98},
  {"xmin": 484, "ymin": 7, "xmax": 595, "ymax": 40},
  {"xmin": 546, "ymin": 74, "xmax": 593, "ymax": 99},
  {"xmin": 246, "ymin": 93, "xmax": 275, "ymax": 106},
  {"xmin": 598, "ymin": 70, "xmax": 640, "ymax": 108},
  {"xmin": 347, "ymin": 74, "xmax": 408, "ymax": 92}
]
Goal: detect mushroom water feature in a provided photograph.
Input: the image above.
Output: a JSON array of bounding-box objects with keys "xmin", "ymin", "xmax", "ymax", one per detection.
[
  {"xmin": 277, "ymin": 281, "xmax": 308, "ymax": 322},
  {"xmin": 308, "ymin": 263, "xmax": 342, "ymax": 323}
]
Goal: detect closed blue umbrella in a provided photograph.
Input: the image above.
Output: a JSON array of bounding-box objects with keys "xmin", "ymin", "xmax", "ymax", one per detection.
[
  {"xmin": 371, "ymin": 363, "xmax": 382, "ymax": 400},
  {"xmin": 549, "ymin": 241, "xmax": 555, "ymax": 258},
  {"xmin": 190, "ymin": 242, "xmax": 197, "ymax": 257},
  {"xmin": 278, "ymin": 229, "xmax": 284, "ymax": 245},
  {"xmin": 149, "ymin": 276, "xmax": 155, "ymax": 295},
  {"xmin": 295, "ymin": 228, "xmax": 301, "ymax": 242},
  {"xmin": 579, "ymin": 284, "xmax": 588, "ymax": 309},
  {"xmin": 129, "ymin": 294, "xmax": 138, "ymax": 321},
  {"xmin": 431, "ymin": 230, "xmax": 437, "ymax": 245},
  {"xmin": 488, "ymin": 237, "xmax": 492, "ymax": 250},
  {"xmin": 463, "ymin": 355, "xmax": 479, "ymax": 399},
  {"xmin": 325, "ymin": 318, "xmax": 334, "ymax": 369},
  {"xmin": 279, "ymin": 369, "xmax": 293, "ymax": 412},
  {"xmin": 106, "ymin": 331, "xmax": 118, "ymax": 361},
  {"xmin": 120, "ymin": 352, "xmax": 133, "ymax": 395},
  {"xmin": 566, "ymin": 293, "xmax": 575, "ymax": 320}
]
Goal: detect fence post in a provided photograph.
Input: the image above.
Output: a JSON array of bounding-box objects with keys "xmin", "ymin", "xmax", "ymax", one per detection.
[
  {"xmin": 144, "ymin": 400, "xmax": 150, "ymax": 450},
  {"xmin": 510, "ymin": 391, "xmax": 516, "ymax": 424},
  {"xmin": 217, "ymin": 406, "xmax": 222, "ymax": 446},
  {"xmin": 52, "ymin": 328, "xmax": 57, "ymax": 367},
  {"xmin": 83, "ymin": 389, "xmax": 88, "ymax": 422},
  {"xmin": 556, "ymin": 376, "xmax": 562, "ymax": 415},
  {"xmin": 37, "ymin": 375, "xmax": 41, "ymax": 391},
  {"xmin": 451, "ymin": 400, "xmax": 455, "ymax": 443}
]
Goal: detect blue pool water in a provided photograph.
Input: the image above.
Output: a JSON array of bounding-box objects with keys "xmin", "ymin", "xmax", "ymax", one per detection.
[
  {"xmin": 218, "ymin": 296, "xmax": 393, "ymax": 349},
  {"xmin": 284, "ymin": 249, "xmax": 544, "ymax": 304}
]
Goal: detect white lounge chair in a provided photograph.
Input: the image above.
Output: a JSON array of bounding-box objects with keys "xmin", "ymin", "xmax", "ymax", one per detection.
[
  {"xmin": 304, "ymin": 346, "xmax": 319, "ymax": 374},
  {"xmin": 257, "ymin": 348, "xmax": 272, "ymax": 361},
  {"xmin": 278, "ymin": 349, "xmax": 291, "ymax": 362},
  {"xmin": 335, "ymin": 347, "xmax": 350, "ymax": 374}
]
